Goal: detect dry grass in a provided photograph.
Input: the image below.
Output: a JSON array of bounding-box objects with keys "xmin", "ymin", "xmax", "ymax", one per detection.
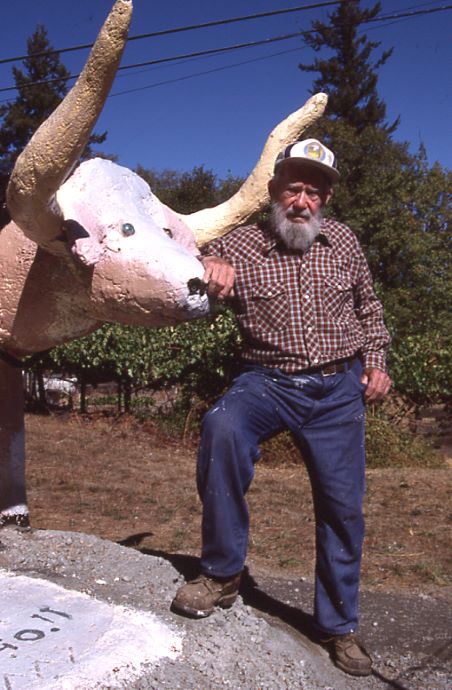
[{"xmin": 25, "ymin": 412, "xmax": 452, "ymax": 598}]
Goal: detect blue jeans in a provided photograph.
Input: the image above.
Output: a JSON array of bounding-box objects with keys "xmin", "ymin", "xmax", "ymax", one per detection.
[{"xmin": 196, "ymin": 359, "xmax": 367, "ymax": 635}]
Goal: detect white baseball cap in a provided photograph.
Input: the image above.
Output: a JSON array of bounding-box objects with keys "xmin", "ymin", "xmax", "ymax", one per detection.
[{"xmin": 274, "ymin": 138, "xmax": 340, "ymax": 183}]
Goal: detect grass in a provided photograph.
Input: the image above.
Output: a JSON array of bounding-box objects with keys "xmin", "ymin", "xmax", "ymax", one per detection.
[
  {"xmin": 365, "ymin": 411, "xmax": 443, "ymax": 468},
  {"xmin": 59, "ymin": 389, "xmax": 448, "ymax": 470},
  {"xmin": 23, "ymin": 410, "xmax": 451, "ymax": 597}
]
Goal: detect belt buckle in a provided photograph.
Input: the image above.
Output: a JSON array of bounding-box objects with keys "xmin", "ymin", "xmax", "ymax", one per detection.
[{"xmin": 321, "ymin": 364, "xmax": 337, "ymax": 377}]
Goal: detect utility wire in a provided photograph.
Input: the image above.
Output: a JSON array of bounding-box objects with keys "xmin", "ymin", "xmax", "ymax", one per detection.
[
  {"xmin": 0, "ymin": 31, "xmax": 305, "ymax": 94},
  {"xmin": 110, "ymin": 46, "xmax": 308, "ymax": 99},
  {"xmin": 1, "ymin": 0, "xmax": 447, "ymax": 67},
  {"xmin": 365, "ymin": 1, "xmax": 452, "ymax": 23},
  {"xmin": 0, "ymin": 44, "xmax": 307, "ymax": 105},
  {"xmin": 0, "ymin": 1, "xmax": 339, "ymax": 66},
  {"xmin": 120, "ymin": 32, "xmax": 304, "ymax": 72},
  {"xmin": 0, "ymin": 2, "xmax": 451, "ymax": 97},
  {"xmin": 116, "ymin": 2, "xmax": 452, "ymax": 73}
]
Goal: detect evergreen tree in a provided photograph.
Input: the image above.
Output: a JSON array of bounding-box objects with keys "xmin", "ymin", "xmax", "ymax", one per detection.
[
  {"xmin": 0, "ymin": 26, "xmax": 70, "ymax": 173},
  {"xmin": 136, "ymin": 165, "xmax": 243, "ymax": 214},
  {"xmin": 300, "ymin": 0, "xmax": 398, "ymax": 132},
  {"xmin": 297, "ymin": 0, "xmax": 402, "ymax": 256},
  {"xmin": 0, "ymin": 25, "xmax": 106, "ymax": 222},
  {"xmin": 1, "ymin": 25, "xmax": 69, "ymax": 224}
]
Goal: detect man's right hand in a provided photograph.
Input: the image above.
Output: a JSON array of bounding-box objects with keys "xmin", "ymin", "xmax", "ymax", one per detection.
[{"xmin": 201, "ymin": 255, "xmax": 235, "ymax": 300}]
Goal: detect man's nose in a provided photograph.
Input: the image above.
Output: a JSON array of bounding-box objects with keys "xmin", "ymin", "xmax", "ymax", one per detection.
[{"xmin": 292, "ymin": 190, "xmax": 309, "ymax": 208}]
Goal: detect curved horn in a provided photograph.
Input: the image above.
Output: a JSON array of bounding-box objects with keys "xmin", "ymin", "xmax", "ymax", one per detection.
[
  {"xmin": 6, "ymin": 0, "xmax": 132, "ymax": 255},
  {"xmin": 182, "ymin": 93, "xmax": 327, "ymax": 246}
]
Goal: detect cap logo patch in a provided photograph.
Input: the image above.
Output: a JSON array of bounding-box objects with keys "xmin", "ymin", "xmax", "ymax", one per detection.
[{"xmin": 305, "ymin": 142, "xmax": 324, "ymax": 161}]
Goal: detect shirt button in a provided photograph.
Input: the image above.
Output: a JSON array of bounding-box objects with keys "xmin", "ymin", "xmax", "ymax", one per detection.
[
  {"xmin": 312, "ymin": 358, "xmax": 319, "ymax": 364},
  {"xmin": 307, "ymin": 326, "xmax": 313, "ymax": 332}
]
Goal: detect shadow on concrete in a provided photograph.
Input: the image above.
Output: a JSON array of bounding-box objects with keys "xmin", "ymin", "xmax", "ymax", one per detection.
[
  {"xmin": 118, "ymin": 537, "xmax": 450, "ymax": 690},
  {"xmin": 118, "ymin": 538, "xmax": 317, "ymax": 638}
]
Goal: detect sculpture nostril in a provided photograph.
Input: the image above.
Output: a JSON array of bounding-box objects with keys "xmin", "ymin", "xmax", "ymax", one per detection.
[{"xmin": 187, "ymin": 278, "xmax": 208, "ymax": 296}]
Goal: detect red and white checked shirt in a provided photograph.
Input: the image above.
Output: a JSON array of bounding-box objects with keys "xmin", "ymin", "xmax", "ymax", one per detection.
[{"xmin": 203, "ymin": 219, "xmax": 390, "ymax": 373}]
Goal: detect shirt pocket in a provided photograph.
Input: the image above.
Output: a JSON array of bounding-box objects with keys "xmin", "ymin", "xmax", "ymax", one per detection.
[
  {"xmin": 322, "ymin": 273, "xmax": 354, "ymax": 323},
  {"xmin": 246, "ymin": 283, "xmax": 288, "ymax": 334}
]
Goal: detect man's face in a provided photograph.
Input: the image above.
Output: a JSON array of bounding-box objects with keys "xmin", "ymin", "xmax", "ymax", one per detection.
[
  {"xmin": 269, "ymin": 161, "xmax": 332, "ymax": 219},
  {"xmin": 268, "ymin": 162, "xmax": 332, "ymax": 252}
]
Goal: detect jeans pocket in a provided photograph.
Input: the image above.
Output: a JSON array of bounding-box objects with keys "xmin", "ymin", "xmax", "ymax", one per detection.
[{"xmin": 347, "ymin": 366, "xmax": 367, "ymax": 394}]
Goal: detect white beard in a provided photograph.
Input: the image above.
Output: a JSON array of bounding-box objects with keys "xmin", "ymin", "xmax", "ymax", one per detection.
[{"xmin": 270, "ymin": 201, "xmax": 323, "ymax": 252}]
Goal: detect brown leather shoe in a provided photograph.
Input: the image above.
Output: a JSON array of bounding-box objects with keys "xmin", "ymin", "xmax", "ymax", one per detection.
[
  {"xmin": 171, "ymin": 573, "xmax": 241, "ymax": 618},
  {"xmin": 321, "ymin": 633, "xmax": 372, "ymax": 676}
]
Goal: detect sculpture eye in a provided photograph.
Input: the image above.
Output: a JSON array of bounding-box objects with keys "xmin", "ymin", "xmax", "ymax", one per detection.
[
  {"xmin": 163, "ymin": 228, "xmax": 173, "ymax": 238},
  {"xmin": 121, "ymin": 223, "xmax": 135, "ymax": 237}
]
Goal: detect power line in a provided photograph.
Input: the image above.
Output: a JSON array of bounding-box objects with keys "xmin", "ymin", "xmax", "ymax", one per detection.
[
  {"xmin": 0, "ymin": 2, "xmax": 339, "ymax": 66},
  {"xmin": 1, "ymin": 0, "xmax": 447, "ymax": 70},
  {"xmin": 0, "ymin": 44, "xmax": 308, "ymax": 105},
  {"xmin": 120, "ymin": 32, "xmax": 305, "ymax": 72},
  {"xmin": 110, "ymin": 46, "xmax": 308, "ymax": 99},
  {"xmin": 358, "ymin": 0, "xmax": 450, "ymax": 34},
  {"xmin": 366, "ymin": 1, "xmax": 452, "ymax": 23},
  {"xmin": 0, "ymin": 31, "xmax": 306, "ymax": 95},
  {"xmin": 105, "ymin": 0, "xmax": 452, "ymax": 99},
  {"xmin": 0, "ymin": 2, "xmax": 451, "ymax": 98}
]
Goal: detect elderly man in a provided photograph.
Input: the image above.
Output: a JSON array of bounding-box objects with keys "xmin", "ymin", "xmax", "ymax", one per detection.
[{"xmin": 171, "ymin": 139, "xmax": 391, "ymax": 677}]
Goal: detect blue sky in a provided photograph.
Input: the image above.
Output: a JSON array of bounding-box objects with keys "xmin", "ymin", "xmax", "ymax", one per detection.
[{"xmin": 1, "ymin": 1, "xmax": 450, "ymax": 180}]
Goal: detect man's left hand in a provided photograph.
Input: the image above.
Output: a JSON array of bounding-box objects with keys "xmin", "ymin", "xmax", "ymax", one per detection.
[
  {"xmin": 360, "ymin": 367, "xmax": 392, "ymax": 402},
  {"xmin": 201, "ymin": 255, "xmax": 235, "ymax": 300}
]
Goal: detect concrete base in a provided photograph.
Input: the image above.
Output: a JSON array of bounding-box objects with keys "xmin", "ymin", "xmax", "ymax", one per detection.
[
  {"xmin": 0, "ymin": 528, "xmax": 450, "ymax": 690},
  {"xmin": 1, "ymin": 572, "xmax": 181, "ymax": 689}
]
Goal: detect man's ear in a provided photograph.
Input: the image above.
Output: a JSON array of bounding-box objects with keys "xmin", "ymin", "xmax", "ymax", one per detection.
[
  {"xmin": 268, "ymin": 177, "xmax": 277, "ymax": 201},
  {"xmin": 325, "ymin": 186, "xmax": 333, "ymax": 205}
]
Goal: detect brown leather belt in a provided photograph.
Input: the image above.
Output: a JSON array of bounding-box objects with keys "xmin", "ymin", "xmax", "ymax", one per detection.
[{"xmin": 299, "ymin": 357, "xmax": 357, "ymax": 377}]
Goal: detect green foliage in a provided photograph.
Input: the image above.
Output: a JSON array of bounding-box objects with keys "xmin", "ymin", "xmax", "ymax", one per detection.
[
  {"xmin": 46, "ymin": 309, "xmax": 242, "ymax": 406},
  {"xmin": 364, "ymin": 408, "xmax": 444, "ymax": 468},
  {"xmin": 143, "ymin": 308, "xmax": 242, "ymax": 403},
  {"xmin": 49, "ymin": 324, "xmax": 153, "ymax": 383},
  {"xmin": 136, "ymin": 164, "xmax": 243, "ymax": 214},
  {"xmin": 389, "ymin": 332, "xmax": 452, "ymax": 405}
]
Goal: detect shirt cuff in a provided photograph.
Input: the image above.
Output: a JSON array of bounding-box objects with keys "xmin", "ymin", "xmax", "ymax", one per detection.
[{"xmin": 362, "ymin": 351, "xmax": 387, "ymax": 372}]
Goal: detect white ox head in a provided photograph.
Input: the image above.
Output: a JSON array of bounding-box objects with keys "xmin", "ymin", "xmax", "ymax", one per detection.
[
  {"xmin": 56, "ymin": 158, "xmax": 209, "ymax": 325},
  {"xmin": 6, "ymin": 0, "xmax": 327, "ymax": 329}
]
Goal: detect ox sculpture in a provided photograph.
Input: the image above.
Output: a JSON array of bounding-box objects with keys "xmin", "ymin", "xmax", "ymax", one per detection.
[{"xmin": 0, "ymin": 0, "xmax": 327, "ymax": 527}]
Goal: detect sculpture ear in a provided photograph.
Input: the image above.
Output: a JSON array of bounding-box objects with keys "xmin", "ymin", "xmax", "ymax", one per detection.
[{"xmin": 63, "ymin": 219, "xmax": 104, "ymax": 267}]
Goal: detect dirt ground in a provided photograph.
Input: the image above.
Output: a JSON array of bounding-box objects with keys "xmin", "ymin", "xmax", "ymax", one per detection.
[{"xmin": 25, "ymin": 412, "xmax": 451, "ymax": 601}]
